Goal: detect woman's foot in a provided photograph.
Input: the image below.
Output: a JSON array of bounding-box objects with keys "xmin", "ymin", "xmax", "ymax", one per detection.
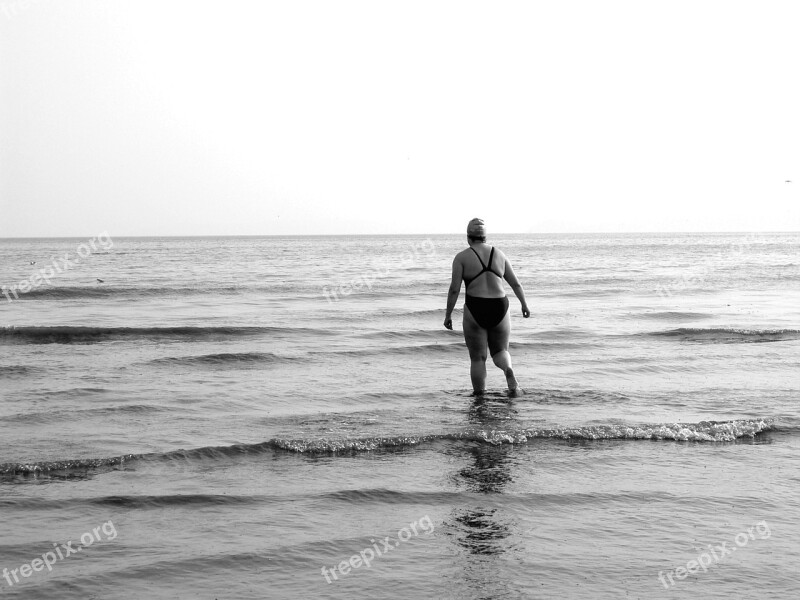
[{"xmin": 504, "ymin": 367, "xmax": 518, "ymax": 393}]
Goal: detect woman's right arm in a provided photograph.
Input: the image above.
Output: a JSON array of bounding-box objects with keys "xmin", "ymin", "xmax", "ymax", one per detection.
[
  {"xmin": 444, "ymin": 257, "xmax": 463, "ymax": 330},
  {"xmin": 504, "ymin": 259, "xmax": 530, "ymax": 318}
]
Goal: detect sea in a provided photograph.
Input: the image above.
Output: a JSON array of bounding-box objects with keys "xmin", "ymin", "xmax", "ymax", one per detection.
[{"xmin": 0, "ymin": 232, "xmax": 798, "ymax": 599}]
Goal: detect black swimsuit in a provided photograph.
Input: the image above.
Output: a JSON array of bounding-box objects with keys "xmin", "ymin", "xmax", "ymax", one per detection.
[{"xmin": 463, "ymin": 246, "xmax": 509, "ymax": 330}]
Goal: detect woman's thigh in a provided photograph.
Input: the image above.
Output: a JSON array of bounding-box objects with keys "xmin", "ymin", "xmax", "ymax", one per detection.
[
  {"xmin": 462, "ymin": 306, "xmax": 488, "ymax": 359},
  {"xmin": 487, "ymin": 311, "xmax": 511, "ymax": 356}
]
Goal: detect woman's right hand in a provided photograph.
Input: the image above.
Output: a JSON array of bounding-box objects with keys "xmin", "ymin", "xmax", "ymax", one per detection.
[{"xmin": 521, "ymin": 305, "xmax": 530, "ymax": 318}]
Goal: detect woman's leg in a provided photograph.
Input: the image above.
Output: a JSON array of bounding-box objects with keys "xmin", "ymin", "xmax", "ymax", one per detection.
[
  {"xmin": 488, "ymin": 311, "xmax": 518, "ymax": 392},
  {"xmin": 463, "ymin": 305, "xmax": 488, "ymax": 394}
]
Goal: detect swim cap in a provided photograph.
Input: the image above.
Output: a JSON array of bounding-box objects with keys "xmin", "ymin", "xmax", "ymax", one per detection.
[{"xmin": 467, "ymin": 218, "xmax": 486, "ymax": 238}]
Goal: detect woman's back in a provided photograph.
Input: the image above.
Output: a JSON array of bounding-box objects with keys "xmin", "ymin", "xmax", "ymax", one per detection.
[{"xmin": 460, "ymin": 244, "xmax": 506, "ymax": 298}]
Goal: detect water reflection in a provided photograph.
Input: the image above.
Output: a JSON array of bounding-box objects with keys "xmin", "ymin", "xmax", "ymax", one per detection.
[
  {"xmin": 446, "ymin": 393, "xmax": 524, "ymax": 597},
  {"xmin": 457, "ymin": 439, "xmax": 514, "ymax": 494},
  {"xmin": 452, "ymin": 506, "xmax": 511, "ymax": 556}
]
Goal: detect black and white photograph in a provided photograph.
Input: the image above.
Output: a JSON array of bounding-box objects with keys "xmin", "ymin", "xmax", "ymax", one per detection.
[{"xmin": 2, "ymin": 1, "xmax": 799, "ymax": 598}]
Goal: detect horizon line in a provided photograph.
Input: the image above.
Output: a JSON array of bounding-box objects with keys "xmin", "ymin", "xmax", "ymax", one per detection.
[{"xmin": 1, "ymin": 230, "xmax": 798, "ymax": 240}]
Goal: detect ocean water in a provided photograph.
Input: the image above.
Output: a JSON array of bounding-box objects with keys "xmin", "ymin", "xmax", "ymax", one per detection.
[{"xmin": 0, "ymin": 232, "xmax": 798, "ymax": 599}]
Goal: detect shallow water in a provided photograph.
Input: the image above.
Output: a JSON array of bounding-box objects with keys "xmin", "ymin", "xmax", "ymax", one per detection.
[{"xmin": 1, "ymin": 233, "xmax": 798, "ymax": 598}]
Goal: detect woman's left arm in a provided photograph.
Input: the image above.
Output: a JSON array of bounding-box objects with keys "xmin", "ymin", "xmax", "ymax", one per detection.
[{"xmin": 504, "ymin": 259, "xmax": 530, "ymax": 318}]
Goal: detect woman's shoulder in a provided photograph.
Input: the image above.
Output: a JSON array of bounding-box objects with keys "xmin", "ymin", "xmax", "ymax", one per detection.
[{"xmin": 455, "ymin": 246, "xmax": 475, "ymax": 258}]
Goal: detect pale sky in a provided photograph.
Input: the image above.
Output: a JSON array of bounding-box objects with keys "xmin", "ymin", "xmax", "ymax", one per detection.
[{"xmin": 1, "ymin": 0, "xmax": 798, "ymax": 236}]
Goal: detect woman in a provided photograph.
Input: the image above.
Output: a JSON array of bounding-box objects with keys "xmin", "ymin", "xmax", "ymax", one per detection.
[{"xmin": 444, "ymin": 218, "xmax": 530, "ymax": 395}]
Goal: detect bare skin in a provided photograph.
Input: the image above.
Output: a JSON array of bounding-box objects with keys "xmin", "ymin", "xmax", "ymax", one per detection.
[{"xmin": 444, "ymin": 237, "xmax": 530, "ymax": 395}]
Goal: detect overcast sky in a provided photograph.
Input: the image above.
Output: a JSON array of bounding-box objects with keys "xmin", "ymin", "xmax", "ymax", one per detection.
[{"xmin": 1, "ymin": 0, "xmax": 798, "ymax": 236}]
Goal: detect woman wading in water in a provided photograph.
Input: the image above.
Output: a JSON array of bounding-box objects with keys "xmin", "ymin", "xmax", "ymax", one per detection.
[{"xmin": 444, "ymin": 218, "xmax": 530, "ymax": 395}]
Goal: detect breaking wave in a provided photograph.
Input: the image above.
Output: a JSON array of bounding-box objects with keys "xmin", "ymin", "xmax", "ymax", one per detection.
[
  {"xmin": 0, "ymin": 419, "xmax": 776, "ymax": 480},
  {"xmin": 645, "ymin": 328, "xmax": 800, "ymax": 343}
]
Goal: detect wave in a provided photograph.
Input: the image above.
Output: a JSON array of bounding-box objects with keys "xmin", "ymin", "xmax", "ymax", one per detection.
[
  {"xmin": 0, "ymin": 493, "xmax": 263, "ymax": 510},
  {"xmin": 323, "ymin": 342, "xmax": 465, "ymax": 358},
  {"xmin": 357, "ymin": 328, "xmax": 592, "ymax": 344},
  {"xmin": 0, "ymin": 325, "xmax": 334, "ymax": 345},
  {"xmin": 2, "ymin": 404, "xmax": 176, "ymax": 424},
  {"xmin": 522, "ymin": 389, "xmax": 632, "ymax": 405},
  {"xmin": 272, "ymin": 420, "xmax": 776, "ymax": 452},
  {"xmin": 147, "ymin": 352, "xmax": 301, "ymax": 367},
  {"xmin": 399, "ymin": 308, "xmax": 460, "ymax": 318},
  {"xmin": 338, "ymin": 331, "xmax": 597, "ymax": 356},
  {"xmin": 354, "ymin": 308, "xmax": 463, "ymax": 321},
  {"xmin": 646, "ymin": 328, "xmax": 800, "ymax": 343},
  {"xmin": 530, "ymin": 327, "xmax": 596, "ymax": 340},
  {"xmin": 0, "ymin": 487, "xmax": 687, "ymax": 512},
  {"xmin": 359, "ymin": 329, "xmax": 461, "ymax": 341},
  {"xmin": 538, "ymin": 287, "xmax": 630, "ymax": 297},
  {"xmin": 0, "ymin": 454, "xmax": 141, "ymax": 479},
  {"xmin": 28, "ymin": 387, "xmax": 111, "ymax": 400},
  {"xmin": 0, "ymin": 365, "xmax": 44, "ymax": 378},
  {"xmin": 310, "ymin": 488, "xmax": 687, "ymax": 508},
  {"xmin": 9, "ymin": 285, "xmax": 269, "ymax": 300},
  {"xmin": 0, "ymin": 419, "xmax": 776, "ymax": 480},
  {"xmin": 631, "ymin": 311, "xmax": 713, "ymax": 321},
  {"xmin": 0, "ymin": 493, "xmax": 265, "ymax": 510},
  {"xmin": 581, "ymin": 362, "xmax": 707, "ymax": 376}
]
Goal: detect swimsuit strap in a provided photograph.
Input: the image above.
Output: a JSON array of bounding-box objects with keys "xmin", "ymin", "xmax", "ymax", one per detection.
[
  {"xmin": 464, "ymin": 246, "xmax": 500, "ymax": 290},
  {"xmin": 469, "ymin": 246, "xmax": 487, "ymax": 269},
  {"xmin": 486, "ymin": 246, "xmax": 503, "ymax": 278}
]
